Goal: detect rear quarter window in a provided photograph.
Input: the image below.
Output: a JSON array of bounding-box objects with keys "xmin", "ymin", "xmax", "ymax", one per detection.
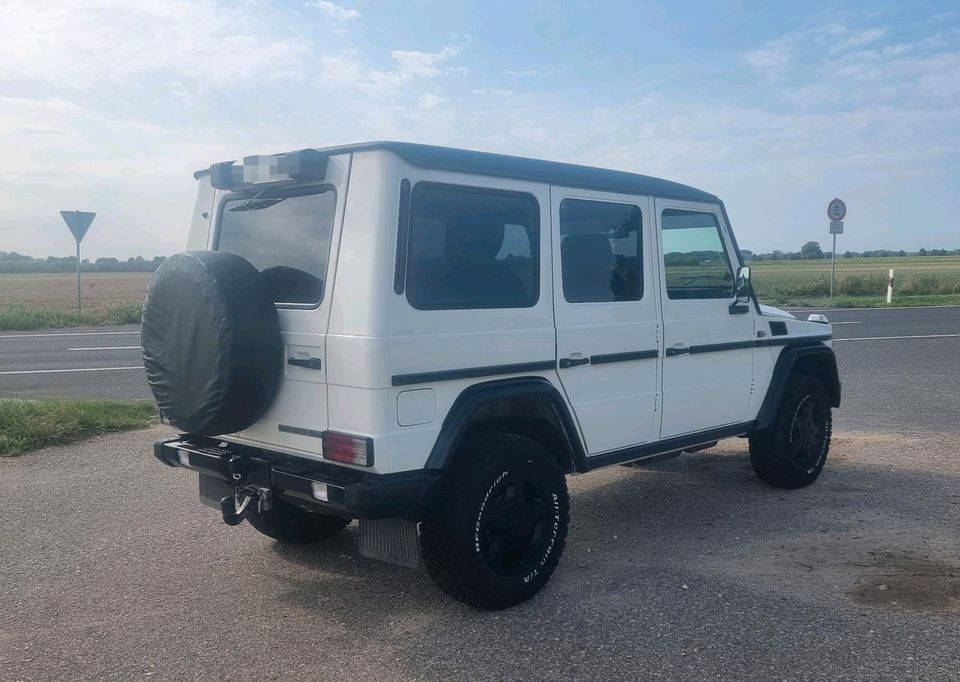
[{"xmin": 405, "ymin": 183, "xmax": 539, "ymax": 310}]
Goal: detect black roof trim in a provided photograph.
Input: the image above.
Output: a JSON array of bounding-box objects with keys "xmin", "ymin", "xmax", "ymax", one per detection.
[
  {"xmin": 200, "ymin": 141, "xmax": 718, "ymax": 203},
  {"xmin": 330, "ymin": 141, "xmax": 717, "ymax": 203}
]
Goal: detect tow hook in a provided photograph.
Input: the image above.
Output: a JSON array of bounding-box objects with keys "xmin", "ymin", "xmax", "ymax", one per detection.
[
  {"xmin": 220, "ymin": 486, "xmax": 272, "ymax": 526},
  {"xmin": 219, "ymin": 454, "xmax": 273, "ymax": 525}
]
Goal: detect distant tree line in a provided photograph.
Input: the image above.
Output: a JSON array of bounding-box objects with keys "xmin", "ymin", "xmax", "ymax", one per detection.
[
  {"xmin": 740, "ymin": 242, "xmax": 960, "ymax": 261},
  {"xmin": 0, "ymin": 252, "xmax": 165, "ymax": 273}
]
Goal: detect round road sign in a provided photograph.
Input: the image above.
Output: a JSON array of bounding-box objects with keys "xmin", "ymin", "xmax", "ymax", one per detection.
[{"xmin": 827, "ymin": 198, "xmax": 847, "ymax": 221}]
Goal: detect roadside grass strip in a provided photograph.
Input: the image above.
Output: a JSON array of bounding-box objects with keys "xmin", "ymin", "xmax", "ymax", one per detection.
[
  {"xmin": 0, "ymin": 399, "xmax": 157, "ymax": 456},
  {"xmin": 0, "ymin": 303, "xmax": 142, "ymax": 331}
]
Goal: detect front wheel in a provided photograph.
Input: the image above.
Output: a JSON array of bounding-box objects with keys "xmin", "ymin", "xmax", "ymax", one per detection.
[
  {"xmin": 749, "ymin": 374, "xmax": 832, "ymax": 489},
  {"xmin": 420, "ymin": 433, "xmax": 570, "ymax": 610}
]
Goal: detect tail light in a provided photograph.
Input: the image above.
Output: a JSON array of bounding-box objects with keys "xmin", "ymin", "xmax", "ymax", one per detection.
[{"xmin": 322, "ymin": 432, "xmax": 374, "ymax": 467}]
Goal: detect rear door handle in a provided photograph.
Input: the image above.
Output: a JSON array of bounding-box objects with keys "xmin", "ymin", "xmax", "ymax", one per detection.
[
  {"xmin": 665, "ymin": 345, "xmax": 689, "ymax": 357},
  {"xmin": 559, "ymin": 357, "xmax": 590, "ymax": 369},
  {"xmin": 288, "ymin": 357, "xmax": 322, "ymax": 370}
]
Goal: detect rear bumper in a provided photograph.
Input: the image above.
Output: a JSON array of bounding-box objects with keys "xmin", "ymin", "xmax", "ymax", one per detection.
[{"xmin": 154, "ymin": 437, "xmax": 439, "ymax": 520}]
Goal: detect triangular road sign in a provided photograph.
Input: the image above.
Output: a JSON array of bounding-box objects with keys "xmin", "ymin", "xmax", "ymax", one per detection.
[{"xmin": 60, "ymin": 210, "xmax": 96, "ymax": 242}]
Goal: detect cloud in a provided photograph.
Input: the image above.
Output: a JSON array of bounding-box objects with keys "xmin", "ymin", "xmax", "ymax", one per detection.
[
  {"xmin": 307, "ymin": 1, "xmax": 361, "ymax": 21},
  {"xmin": 391, "ymin": 47, "xmax": 463, "ymax": 78},
  {"xmin": 316, "ymin": 45, "xmax": 464, "ymax": 94},
  {"xmin": 829, "ymin": 27, "xmax": 887, "ymax": 53},
  {"xmin": 0, "ymin": 0, "xmax": 312, "ymax": 89},
  {"xmin": 743, "ymin": 38, "xmax": 793, "ymax": 80}
]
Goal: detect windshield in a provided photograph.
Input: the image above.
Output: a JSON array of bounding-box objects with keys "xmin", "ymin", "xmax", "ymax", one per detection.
[{"xmin": 217, "ymin": 188, "xmax": 336, "ymax": 305}]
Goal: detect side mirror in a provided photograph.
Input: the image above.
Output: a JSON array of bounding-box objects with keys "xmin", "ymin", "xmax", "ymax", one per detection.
[
  {"xmin": 735, "ymin": 265, "xmax": 752, "ymax": 302},
  {"xmin": 729, "ymin": 266, "xmax": 752, "ymax": 314}
]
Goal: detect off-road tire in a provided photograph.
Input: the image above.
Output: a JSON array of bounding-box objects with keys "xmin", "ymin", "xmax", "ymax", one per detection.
[
  {"xmin": 749, "ymin": 374, "xmax": 832, "ymax": 489},
  {"xmin": 420, "ymin": 432, "xmax": 570, "ymax": 610},
  {"xmin": 247, "ymin": 499, "xmax": 351, "ymax": 544}
]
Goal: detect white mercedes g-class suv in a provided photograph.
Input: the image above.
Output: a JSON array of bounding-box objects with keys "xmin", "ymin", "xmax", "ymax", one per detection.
[{"xmin": 145, "ymin": 142, "xmax": 839, "ymax": 610}]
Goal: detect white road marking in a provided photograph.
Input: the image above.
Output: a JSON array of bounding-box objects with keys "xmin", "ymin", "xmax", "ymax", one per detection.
[
  {"xmin": 0, "ymin": 330, "xmax": 139, "ymax": 339},
  {"xmin": 67, "ymin": 346, "xmax": 141, "ymax": 351},
  {"xmin": 829, "ymin": 321, "xmax": 862, "ymax": 325},
  {"xmin": 793, "ymin": 304, "xmax": 960, "ymax": 313},
  {"xmin": 0, "ymin": 366, "xmax": 144, "ymax": 376},
  {"xmin": 834, "ymin": 333, "xmax": 960, "ymax": 342}
]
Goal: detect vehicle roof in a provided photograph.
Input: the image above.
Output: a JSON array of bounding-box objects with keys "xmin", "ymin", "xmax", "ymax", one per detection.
[{"xmin": 309, "ymin": 141, "xmax": 717, "ymax": 203}]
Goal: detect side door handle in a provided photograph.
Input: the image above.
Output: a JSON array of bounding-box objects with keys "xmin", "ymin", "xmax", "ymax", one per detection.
[
  {"xmin": 664, "ymin": 344, "xmax": 689, "ymax": 357},
  {"xmin": 558, "ymin": 356, "xmax": 590, "ymax": 369},
  {"xmin": 288, "ymin": 357, "xmax": 322, "ymax": 370}
]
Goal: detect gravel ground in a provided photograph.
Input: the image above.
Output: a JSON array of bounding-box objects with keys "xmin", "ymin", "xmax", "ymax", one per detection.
[{"xmin": 2, "ymin": 425, "xmax": 959, "ymax": 681}]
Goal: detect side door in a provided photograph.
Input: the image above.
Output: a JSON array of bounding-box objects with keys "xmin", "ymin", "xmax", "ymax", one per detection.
[
  {"xmin": 654, "ymin": 198, "xmax": 755, "ymax": 439},
  {"xmin": 551, "ymin": 188, "xmax": 660, "ymax": 455}
]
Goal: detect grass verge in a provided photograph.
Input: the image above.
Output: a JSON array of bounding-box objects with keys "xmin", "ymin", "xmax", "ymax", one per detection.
[
  {"xmin": 0, "ymin": 303, "xmax": 142, "ymax": 331},
  {"xmin": 0, "ymin": 399, "xmax": 157, "ymax": 456}
]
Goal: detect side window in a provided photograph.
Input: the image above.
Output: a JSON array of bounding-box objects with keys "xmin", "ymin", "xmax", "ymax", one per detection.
[
  {"xmin": 405, "ymin": 183, "xmax": 539, "ymax": 310},
  {"xmin": 559, "ymin": 199, "xmax": 642, "ymax": 303},
  {"xmin": 661, "ymin": 209, "xmax": 734, "ymax": 300}
]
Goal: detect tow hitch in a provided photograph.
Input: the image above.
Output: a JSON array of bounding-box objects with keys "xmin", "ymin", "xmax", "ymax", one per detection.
[
  {"xmin": 218, "ymin": 455, "xmax": 272, "ymax": 526},
  {"xmin": 220, "ymin": 485, "xmax": 272, "ymax": 525}
]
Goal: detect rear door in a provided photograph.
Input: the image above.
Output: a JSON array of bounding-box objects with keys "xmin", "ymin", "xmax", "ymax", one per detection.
[
  {"xmin": 654, "ymin": 198, "xmax": 754, "ymax": 439},
  {"xmin": 551, "ymin": 187, "xmax": 661, "ymax": 455},
  {"xmin": 212, "ymin": 154, "xmax": 351, "ymax": 458}
]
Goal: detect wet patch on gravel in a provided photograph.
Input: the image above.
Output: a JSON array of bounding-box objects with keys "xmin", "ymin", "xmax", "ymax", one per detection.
[{"xmin": 847, "ymin": 550, "xmax": 960, "ymax": 613}]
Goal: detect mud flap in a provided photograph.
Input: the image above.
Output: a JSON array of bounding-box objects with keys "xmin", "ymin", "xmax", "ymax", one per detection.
[{"xmin": 358, "ymin": 518, "xmax": 422, "ymax": 569}]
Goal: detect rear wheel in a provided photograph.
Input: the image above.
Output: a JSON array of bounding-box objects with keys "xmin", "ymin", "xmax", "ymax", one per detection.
[
  {"xmin": 749, "ymin": 374, "xmax": 832, "ymax": 489},
  {"xmin": 420, "ymin": 433, "xmax": 569, "ymax": 610},
  {"xmin": 247, "ymin": 499, "xmax": 351, "ymax": 544}
]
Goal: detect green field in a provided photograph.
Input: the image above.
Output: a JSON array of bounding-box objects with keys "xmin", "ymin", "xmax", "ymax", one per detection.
[
  {"xmin": 1, "ymin": 258, "xmax": 959, "ymax": 331},
  {"xmin": 749, "ymin": 255, "xmax": 960, "ymax": 306}
]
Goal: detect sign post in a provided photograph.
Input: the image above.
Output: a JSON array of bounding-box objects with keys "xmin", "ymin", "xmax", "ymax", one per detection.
[
  {"xmin": 60, "ymin": 211, "xmax": 96, "ymax": 313},
  {"xmin": 826, "ymin": 199, "xmax": 846, "ymax": 303}
]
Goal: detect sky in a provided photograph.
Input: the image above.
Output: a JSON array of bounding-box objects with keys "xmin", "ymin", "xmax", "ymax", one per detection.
[{"xmin": 1, "ymin": 0, "xmax": 958, "ymax": 259}]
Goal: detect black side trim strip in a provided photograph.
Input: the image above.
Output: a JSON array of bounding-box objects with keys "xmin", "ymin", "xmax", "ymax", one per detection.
[
  {"xmin": 756, "ymin": 333, "xmax": 832, "ymax": 348},
  {"xmin": 583, "ymin": 421, "xmax": 756, "ymax": 471},
  {"xmin": 689, "ymin": 339, "xmax": 757, "ymax": 354},
  {"xmin": 589, "ymin": 349, "xmax": 659, "ymax": 365},
  {"xmin": 392, "ymin": 360, "xmax": 556, "ymax": 387},
  {"xmin": 663, "ymin": 334, "xmax": 834, "ymax": 356}
]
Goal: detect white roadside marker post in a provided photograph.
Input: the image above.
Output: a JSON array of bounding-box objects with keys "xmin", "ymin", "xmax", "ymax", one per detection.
[{"xmin": 887, "ymin": 269, "xmax": 894, "ymax": 305}]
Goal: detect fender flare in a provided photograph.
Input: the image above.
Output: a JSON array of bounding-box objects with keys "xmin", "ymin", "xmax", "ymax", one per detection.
[
  {"xmin": 756, "ymin": 342, "xmax": 841, "ymax": 430},
  {"xmin": 424, "ymin": 377, "xmax": 588, "ymax": 472}
]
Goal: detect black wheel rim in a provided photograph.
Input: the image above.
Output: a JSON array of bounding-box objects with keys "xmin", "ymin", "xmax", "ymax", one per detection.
[
  {"xmin": 788, "ymin": 395, "xmax": 824, "ymax": 470},
  {"xmin": 478, "ymin": 476, "xmax": 553, "ymax": 577}
]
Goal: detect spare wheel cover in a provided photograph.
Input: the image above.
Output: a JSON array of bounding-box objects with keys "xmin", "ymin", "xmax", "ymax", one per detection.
[{"xmin": 141, "ymin": 250, "xmax": 283, "ymax": 436}]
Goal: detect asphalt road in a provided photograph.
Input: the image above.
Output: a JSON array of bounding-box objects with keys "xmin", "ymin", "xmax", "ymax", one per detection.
[
  {"xmin": 794, "ymin": 305, "xmax": 960, "ymax": 434},
  {"xmin": 1, "ymin": 305, "xmax": 960, "ymax": 681},
  {"xmin": 1, "ymin": 305, "xmax": 958, "ymax": 435},
  {"xmin": 0, "ymin": 324, "xmax": 146, "ymax": 400}
]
